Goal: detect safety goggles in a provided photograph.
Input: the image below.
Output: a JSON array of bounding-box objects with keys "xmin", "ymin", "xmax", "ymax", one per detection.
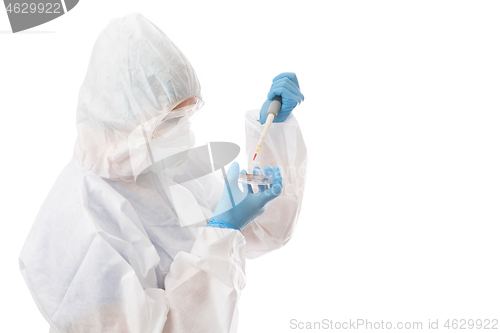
[{"xmin": 152, "ymin": 96, "xmax": 204, "ymax": 139}]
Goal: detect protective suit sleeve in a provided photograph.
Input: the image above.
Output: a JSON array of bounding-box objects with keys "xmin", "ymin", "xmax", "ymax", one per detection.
[
  {"xmin": 243, "ymin": 108, "xmax": 307, "ymax": 259},
  {"xmin": 163, "ymin": 227, "xmax": 246, "ymax": 333}
]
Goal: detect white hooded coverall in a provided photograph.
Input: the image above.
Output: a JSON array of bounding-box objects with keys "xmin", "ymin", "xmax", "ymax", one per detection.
[{"xmin": 19, "ymin": 13, "xmax": 307, "ymax": 333}]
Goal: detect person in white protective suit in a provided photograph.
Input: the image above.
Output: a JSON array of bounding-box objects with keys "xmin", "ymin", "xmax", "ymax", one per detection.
[{"xmin": 19, "ymin": 13, "xmax": 307, "ymax": 333}]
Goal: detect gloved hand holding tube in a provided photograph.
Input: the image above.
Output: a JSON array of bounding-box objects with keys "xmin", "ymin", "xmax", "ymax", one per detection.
[{"xmin": 207, "ymin": 162, "xmax": 282, "ymax": 231}]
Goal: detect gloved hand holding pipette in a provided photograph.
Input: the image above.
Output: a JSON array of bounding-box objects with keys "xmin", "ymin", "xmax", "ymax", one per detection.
[
  {"xmin": 253, "ymin": 72, "xmax": 304, "ymax": 163},
  {"xmin": 259, "ymin": 72, "xmax": 304, "ymax": 124}
]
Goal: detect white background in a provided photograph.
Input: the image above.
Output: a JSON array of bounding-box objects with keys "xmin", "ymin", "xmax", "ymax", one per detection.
[{"xmin": 1, "ymin": 1, "xmax": 499, "ymax": 332}]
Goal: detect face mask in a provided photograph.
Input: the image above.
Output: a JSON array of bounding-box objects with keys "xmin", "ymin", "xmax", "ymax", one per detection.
[{"xmin": 128, "ymin": 97, "xmax": 203, "ymax": 188}]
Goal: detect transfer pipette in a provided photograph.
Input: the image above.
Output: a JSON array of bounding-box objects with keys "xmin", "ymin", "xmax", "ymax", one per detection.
[{"xmin": 252, "ymin": 99, "xmax": 281, "ymax": 164}]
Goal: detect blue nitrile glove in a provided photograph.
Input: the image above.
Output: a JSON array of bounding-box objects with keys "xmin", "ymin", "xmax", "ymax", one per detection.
[
  {"xmin": 259, "ymin": 72, "xmax": 304, "ymax": 125},
  {"xmin": 207, "ymin": 162, "xmax": 283, "ymax": 231}
]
